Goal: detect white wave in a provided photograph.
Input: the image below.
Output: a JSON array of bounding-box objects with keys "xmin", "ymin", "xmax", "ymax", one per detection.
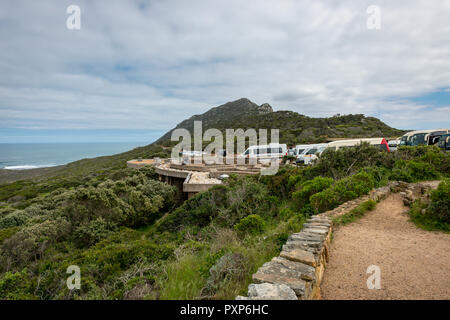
[{"xmin": 3, "ymin": 164, "xmax": 58, "ymax": 170}]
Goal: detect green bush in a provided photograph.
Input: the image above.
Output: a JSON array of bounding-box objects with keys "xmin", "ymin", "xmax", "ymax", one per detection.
[
  {"xmin": 310, "ymin": 170, "xmax": 376, "ymax": 213},
  {"xmin": 234, "ymin": 214, "xmax": 266, "ymax": 235},
  {"xmin": 390, "ymin": 160, "xmax": 440, "ymax": 182},
  {"xmin": 292, "ymin": 176, "xmax": 333, "ymax": 208},
  {"xmin": 1, "ymin": 218, "xmax": 71, "ymax": 270},
  {"xmin": 428, "ymin": 179, "xmax": 450, "ymax": 224},
  {"xmin": 202, "ymin": 253, "xmax": 246, "ymax": 297},
  {"xmin": 74, "ymin": 217, "xmax": 118, "ymax": 248},
  {"xmin": 157, "ymin": 177, "xmax": 270, "ymax": 231},
  {"xmin": 0, "ymin": 268, "xmax": 37, "ymax": 299},
  {"xmin": 410, "ymin": 179, "xmax": 450, "ymax": 231},
  {"xmin": 333, "ymin": 200, "xmax": 376, "ymax": 225}
]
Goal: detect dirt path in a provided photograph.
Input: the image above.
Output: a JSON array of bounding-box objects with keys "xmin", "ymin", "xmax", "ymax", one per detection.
[{"xmin": 321, "ymin": 193, "xmax": 450, "ymax": 300}]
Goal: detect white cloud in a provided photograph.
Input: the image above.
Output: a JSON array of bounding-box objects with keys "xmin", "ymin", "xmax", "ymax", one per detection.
[{"xmin": 0, "ymin": 0, "xmax": 449, "ymax": 131}]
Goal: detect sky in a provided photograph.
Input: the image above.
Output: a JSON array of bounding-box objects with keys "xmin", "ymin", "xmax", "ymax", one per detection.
[{"xmin": 0, "ymin": 0, "xmax": 449, "ymax": 143}]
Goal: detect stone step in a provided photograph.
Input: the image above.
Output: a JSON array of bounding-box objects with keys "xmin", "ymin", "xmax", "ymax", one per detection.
[
  {"xmin": 282, "ymin": 241, "xmax": 321, "ymax": 253},
  {"xmin": 236, "ymin": 283, "xmax": 298, "ymax": 300},
  {"xmin": 258, "ymin": 261, "xmax": 303, "ymax": 279},
  {"xmin": 302, "ymin": 227, "xmax": 329, "ymax": 236},
  {"xmin": 280, "ymin": 249, "xmax": 317, "ymax": 267},
  {"xmin": 308, "ymin": 216, "xmax": 331, "ymax": 223},
  {"xmin": 303, "ymin": 222, "xmax": 331, "ymax": 228},
  {"xmin": 252, "ymin": 273, "xmax": 310, "ymax": 298},
  {"xmin": 271, "ymin": 257, "xmax": 316, "ymax": 281},
  {"xmin": 290, "ymin": 232, "xmax": 324, "ymax": 241}
]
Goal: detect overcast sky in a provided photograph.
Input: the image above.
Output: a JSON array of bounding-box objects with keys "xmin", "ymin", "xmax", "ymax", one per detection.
[{"xmin": 0, "ymin": 0, "xmax": 449, "ymax": 142}]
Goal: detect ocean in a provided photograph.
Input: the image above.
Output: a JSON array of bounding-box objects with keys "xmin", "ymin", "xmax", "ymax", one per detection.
[{"xmin": 0, "ymin": 142, "xmax": 148, "ymax": 170}]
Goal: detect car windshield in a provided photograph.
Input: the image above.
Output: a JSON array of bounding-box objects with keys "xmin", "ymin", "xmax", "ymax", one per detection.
[{"xmin": 306, "ymin": 148, "xmax": 317, "ymax": 155}]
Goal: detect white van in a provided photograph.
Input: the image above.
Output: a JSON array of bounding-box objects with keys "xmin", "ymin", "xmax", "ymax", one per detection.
[
  {"xmin": 242, "ymin": 143, "xmax": 288, "ymax": 160},
  {"xmin": 294, "ymin": 145, "xmax": 310, "ymax": 157},
  {"xmin": 399, "ymin": 129, "xmax": 449, "ymax": 146},
  {"xmin": 326, "ymin": 138, "xmax": 390, "ymax": 152},
  {"xmin": 296, "ymin": 144, "xmax": 328, "ymax": 165}
]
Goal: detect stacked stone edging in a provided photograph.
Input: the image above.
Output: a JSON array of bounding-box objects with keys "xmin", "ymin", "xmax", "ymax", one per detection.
[
  {"xmin": 236, "ymin": 183, "xmax": 400, "ymax": 300},
  {"xmin": 236, "ymin": 181, "xmax": 440, "ymax": 300},
  {"xmin": 237, "ymin": 215, "xmax": 332, "ymax": 300}
]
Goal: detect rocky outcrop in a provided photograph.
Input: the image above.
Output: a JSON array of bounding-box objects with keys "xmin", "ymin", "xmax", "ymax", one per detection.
[
  {"xmin": 258, "ymin": 103, "xmax": 273, "ymax": 114},
  {"xmin": 393, "ymin": 181, "xmax": 439, "ymax": 206}
]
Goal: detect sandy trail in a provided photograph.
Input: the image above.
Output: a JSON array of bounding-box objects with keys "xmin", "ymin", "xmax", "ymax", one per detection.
[{"xmin": 321, "ymin": 193, "xmax": 450, "ymax": 300}]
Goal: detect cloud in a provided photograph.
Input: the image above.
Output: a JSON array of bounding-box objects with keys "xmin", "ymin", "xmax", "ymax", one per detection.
[{"xmin": 0, "ymin": 0, "xmax": 449, "ymax": 132}]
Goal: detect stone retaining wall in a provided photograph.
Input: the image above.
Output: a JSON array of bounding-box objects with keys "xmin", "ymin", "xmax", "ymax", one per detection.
[{"xmin": 236, "ymin": 181, "xmax": 438, "ymax": 300}]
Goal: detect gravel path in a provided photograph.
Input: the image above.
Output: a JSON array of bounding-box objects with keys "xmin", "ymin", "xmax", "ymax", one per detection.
[{"xmin": 321, "ymin": 193, "xmax": 450, "ymax": 300}]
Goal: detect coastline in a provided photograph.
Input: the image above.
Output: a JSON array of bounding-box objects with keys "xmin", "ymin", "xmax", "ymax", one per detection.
[{"xmin": 0, "ymin": 165, "xmax": 66, "ymax": 184}]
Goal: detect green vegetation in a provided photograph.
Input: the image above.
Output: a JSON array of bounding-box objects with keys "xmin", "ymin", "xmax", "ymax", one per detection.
[
  {"xmin": 0, "ymin": 139, "xmax": 449, "ymax": 300},
  {"xmin": 332, "ymin": 200, "xmax": 377, "ymax": 226},
  {"xmin": 234, "ymin": 214, "xmax": 266, "ymax": 235},
  {"xmin": 0, "ymin": 98, "xmax": 448, "ymax": 300},
  {"xmin": 408, "ymin": 179, "xmax": 450, "ymax": 232},
  {"xmin": 3, "ymin": 143, "xmax": 449, "ymax": 299}
]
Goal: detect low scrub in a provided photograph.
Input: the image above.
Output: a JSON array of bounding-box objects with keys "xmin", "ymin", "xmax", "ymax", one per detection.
[
  {"xmin": 408, "ymin": 180, "xmax": 450, "ymax": 232},
  {"xmin": 332, "ymin": 200, "xmax": 377, "ymax": 226},
  {"xmin": 234, "ymin": 214, "xmax": 266, "ymax": 235},
  {"xmin": 310, "ymin": 170, "xmax": 376, "ymax": 213}
]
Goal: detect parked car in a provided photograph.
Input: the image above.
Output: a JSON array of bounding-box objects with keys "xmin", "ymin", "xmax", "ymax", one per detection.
[
  {"xmin": 242, "ymin": 143, "xmax": 288, "ymax": 160},
  {"xmin": 296, "ymin": 144, "xmax": 328, "ymax": 165},
  {"xmin": 294, "ymin": 144, "xmax": 310, "ymax": 157},
  {"xmin": 388, "ymin": 139, "xmax": 401, "ymax": 151}
]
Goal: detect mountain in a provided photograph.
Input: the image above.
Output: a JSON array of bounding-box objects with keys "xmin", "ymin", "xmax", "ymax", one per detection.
[
  {"xmin": 0, "ymin": 98, "xmax": 405, "ymax": 185},
  {"xmin": 156, "ymin": 98, "xmax": 272, "ymax": 143},
  {"xmin": 157, "ymin": 98, "xmax": 405, "ymax": 146}
]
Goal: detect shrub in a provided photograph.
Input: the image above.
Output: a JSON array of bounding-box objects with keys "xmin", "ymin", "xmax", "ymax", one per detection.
[
  {"xmin": 428, "ymin": 179, "xmax": 450, "ymax": 224},
  {"xmin": 410, "ymin": 179, "xmax": 450, "ymax": 231},
  {"xmin": 74, "ymin": 217, "xmax": 118, "ymax": 248},
  {"xmin": 234, "ymin": 214, "xmax": 266, "ymax": 235},
  {"xmin": 390, "ymin": 160, "xmax": 440, "ymax": 182},
  {"xmin": 1, "ymin": 218, "xmax": 71, "ymax": 270},
  {"xmin": 78, "ymin": 240, "xmax": 174, "ymax": 283},
  {"xmin": 158, "ymin": 177, "xmax": 270, "ymax": 231},
  {"xmin": 0, "ymin": 227, "xmax": 19, "ymax": 245},
  {"xmin": 292, "ymin": 176, "xmax": 333, "ymax": 208},
  {"xmin": 0, "ymin": 268, "xmax": 37, "ymax": 299},
  {"xmin": 333, "ymin": 200, "xmax": 376, "ymax": 225},
  {"xmin": 202, "ymin": 253, "xmax": 246, "ymax": 296},
  {"xmin": 310, "ymin": 170, "xmax": 376, "ymax": 213}
]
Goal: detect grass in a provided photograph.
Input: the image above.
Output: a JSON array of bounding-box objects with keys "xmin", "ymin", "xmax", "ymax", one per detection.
[
  {"xmin": 332, "ymin": 200, "xmax": 377, "ymax": 226},
  {"xmin": 408, "ymin": 201, "xmax": 450, "ymax": 233},
  {"xmin": 153, "ymin": 212, "xmax": 306, "ymax": 300}
]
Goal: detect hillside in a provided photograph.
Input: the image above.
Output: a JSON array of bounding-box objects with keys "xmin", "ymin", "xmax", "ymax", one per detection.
[
  {"xmin": 157, "ymin": 98, "xmax": 405, "ymax": 145},
  {"xmin": 0, "ymin": 98, "xmax": 405, "ymax": 186},
  {"xmin": 0, "ymin": 97, "xmax": 447, "ymax": 301}
]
